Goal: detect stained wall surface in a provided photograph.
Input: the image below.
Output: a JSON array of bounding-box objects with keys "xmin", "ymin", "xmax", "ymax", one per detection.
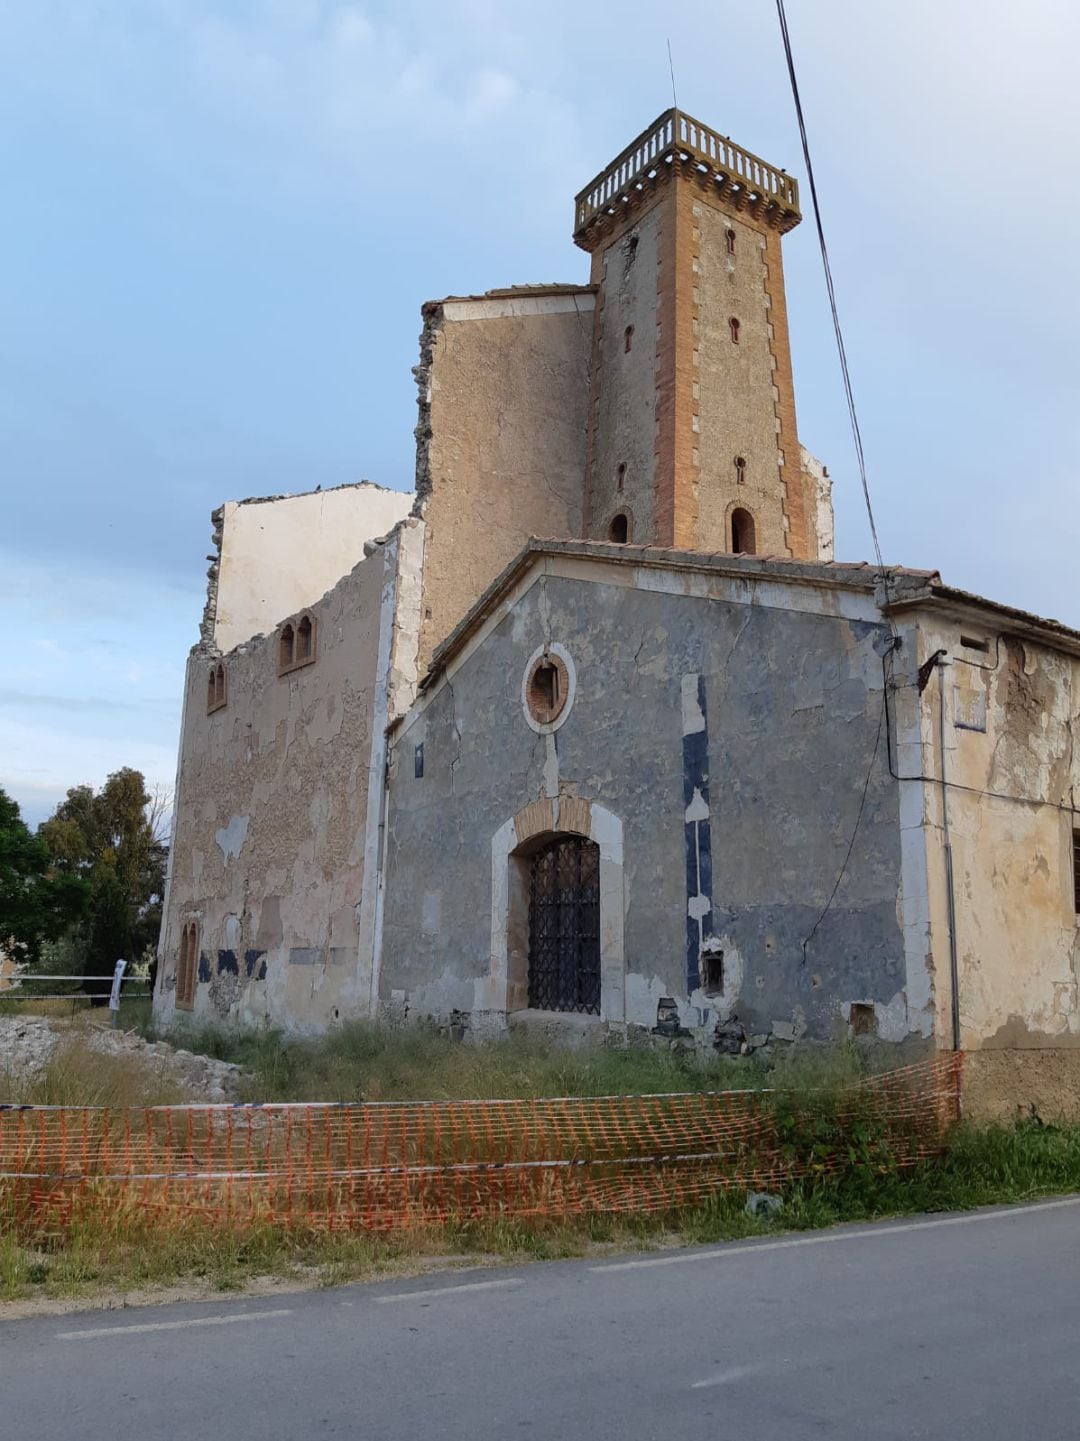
[
  {"xmin": 212, "ymin": 483, "xmax": 413, "ymax": 652},
  {"xmin": 693, "ymin": 202, "xmax": 792, "ymax": 557},
  {"xmin": 156, "ymin": 523, "xmax": 423, "ymax": 1031},
  {"xmin": 584, "ymin": 209, "xmax": 662, "ymax": 543},
  {"xmin": 379, "ymin": 556, "xmax": 915, "ymax": 1044},
  {"xmin": 414, "ymin": 290, "xmax": 593, "ymax": 670},
  {"xmin": 904, "ymin": 611, "xmax": 1080, "ymax": 1053}
]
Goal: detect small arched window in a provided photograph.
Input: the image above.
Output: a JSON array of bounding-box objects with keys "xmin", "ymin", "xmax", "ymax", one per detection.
[
  {"xmin": 729, "ymin": 316, "xmax": 741, "ymax": 345},
  {"xmin": 616, "ymin": 462, "xmax": 626, "ymax": 494},
  {"xmin": 726, "ymin": 228, "xmax": 736, "ymax": 256},
  {"xmin": 609, "ymin": 512, "xmax": 630, "ymax": 544},
  {"xmin": 734, "ymin": 456, "xmax": 747, "ymax": 486},
  {"xmin": 624, "ymin": 325, "xmax": 634, "ymax": 353},
  {"xmin": 278, "ymin": 614, "xmax": 317, "ymax": 676},
  {"xmin": 207, "ymin": 661, "xmax": 226, "ymax": 714},
  {"xmin": 731, "ymin": 507, "xmax": 756, "ymax": 555},
  {"xmin": 279, "ymin": 624, "xmax": 295, "ymax": 673}
]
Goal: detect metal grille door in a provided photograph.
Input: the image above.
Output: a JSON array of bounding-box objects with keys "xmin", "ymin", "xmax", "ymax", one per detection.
[{"xmin": 527, "ymin": 836, "xmax": 602, "ymax": 1015}]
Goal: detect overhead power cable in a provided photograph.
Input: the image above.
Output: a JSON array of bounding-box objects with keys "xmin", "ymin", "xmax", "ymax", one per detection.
[
  {"xmin": 774, "ymin": 0, "xmax": 892, "ymax": 608},
  {"xmin": 774, "ymin": 0, "xmax": 900, "ymax": 959}
]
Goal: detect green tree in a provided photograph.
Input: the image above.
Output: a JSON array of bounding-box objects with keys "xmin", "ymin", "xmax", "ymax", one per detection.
[
  {"xmin": 40, "ymin": 768, "xmax": 169, "ymax": 981},
  {"xmin": 0, "ymin": 787, "xmax": 88, "ymax": 964}
]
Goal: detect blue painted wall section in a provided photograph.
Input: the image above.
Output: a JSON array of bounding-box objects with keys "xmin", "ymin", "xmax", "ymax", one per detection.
[{"xmin": 682, "ymin": 673, "xmax": 714, "ymax": 993}]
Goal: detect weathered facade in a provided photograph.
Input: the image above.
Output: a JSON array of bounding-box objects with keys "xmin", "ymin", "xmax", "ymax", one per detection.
[{"xmin": 157, "ymin": 109, "xmax": 1080, "ymax": 1118}]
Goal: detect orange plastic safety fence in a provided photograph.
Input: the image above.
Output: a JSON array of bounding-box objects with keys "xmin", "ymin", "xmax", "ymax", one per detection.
[{"xmin": 0, "ymin": 1054, "xmax": 962, "ymax": 1235}]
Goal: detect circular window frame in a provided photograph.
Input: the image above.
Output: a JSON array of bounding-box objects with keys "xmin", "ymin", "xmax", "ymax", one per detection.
[{"xmin": 522, "ymin": 643, "xmax": 576, "ymax": 735}]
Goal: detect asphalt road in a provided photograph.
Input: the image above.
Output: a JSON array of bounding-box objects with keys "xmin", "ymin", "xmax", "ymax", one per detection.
[{"xmin": 5, "ymin": 1197, "xmax": 1080, "ymax": 1440}]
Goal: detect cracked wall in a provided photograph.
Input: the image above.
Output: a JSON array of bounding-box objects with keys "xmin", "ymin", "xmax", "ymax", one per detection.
[
  {"xmin": 156, "ymin": 523, "xmax": 422, "ymax": 1032},
  {"xmin": 412, "ymin": 290, "xmax": 594, "ymax": 671},
  {"xmin": 379, "ymin": 562, "xmax": 909, "ymax": 1043},
  {"xmin": 909, "ymin": 615, "xmax": 1080, "ymax": 1055}
]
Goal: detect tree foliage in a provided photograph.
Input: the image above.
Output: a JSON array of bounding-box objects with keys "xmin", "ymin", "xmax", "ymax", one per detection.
[
  {"xmin": 39, "ymin": 768, "xmax": 169, "ymax": 978},
  {"xmin": 0, "ymin": 787, "xmax": 88, "ymax": 964}
]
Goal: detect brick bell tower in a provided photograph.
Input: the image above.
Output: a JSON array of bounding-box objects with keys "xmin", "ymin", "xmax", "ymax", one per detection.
[{"xmin": 575, "ymin": 110, "xmax": 820, "ymax": 559}]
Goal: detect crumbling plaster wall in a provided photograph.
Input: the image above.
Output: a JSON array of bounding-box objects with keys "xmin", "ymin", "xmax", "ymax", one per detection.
[
  {"xmin": 379, "ymin": 560, "xmax": 913, "ymax": 1045},
  {"xmin": 413, "ymin": 292, "xmax": 593, "ymax": 671},
  {"xmin": 156, "ymin": 522, "xmax": 423, "ymax": 1032},
  {"xmin": 800, "ymin": 445, "xmax": 834, "ymax": 562},
  {"xmin": 909, "ymin": 612, "xmax": 1080, "ymax": 1052},
  {"xmin": 211, "ymin": 483, "xmax": 413, "ymax": 652}
]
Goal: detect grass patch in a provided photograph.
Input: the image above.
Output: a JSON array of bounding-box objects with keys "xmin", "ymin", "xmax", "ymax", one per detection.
[
  {"xmin": 4, "ymin": 1023, "xmax": 1078, "ymax": 1308},
  {"xmin": 0, "ymin": 1029, "xmax": 191, "ymax": 1109},
  {"xmin": 157, "ymin": 1017, "xmax": 869, "ymax": 1104}
]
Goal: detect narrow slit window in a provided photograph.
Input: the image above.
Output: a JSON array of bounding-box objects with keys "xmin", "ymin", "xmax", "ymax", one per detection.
[
  {"xmin": 616, "ymin": 462, "xmax": 626, "ymax": 494},
  {"xmin": 624, "ymin": 325, "xmax": 634, "ymax": 353},
  {"xmin": 726, "ymin": 228, "xmax": 736, "ymax": 256},
  {"xmin": 1073, "ymin": 831, "xmax": 1080, "ymax": 917},
  {"xmin": 735, "ymin": 456, "xmax": 747, "ymax": 485},
  {"xmin": 729, "ymin": 316, "xmax": 741, "ymax": 345}
]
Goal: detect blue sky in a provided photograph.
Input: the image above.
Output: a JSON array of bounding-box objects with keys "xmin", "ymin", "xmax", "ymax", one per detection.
[{"xmin": 2, "ymin": 0, "xmax": 1078, "ymax": 828}]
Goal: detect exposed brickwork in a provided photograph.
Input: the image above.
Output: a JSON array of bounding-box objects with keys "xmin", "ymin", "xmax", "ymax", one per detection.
[{"xmin": 762, "ymin": 228, "xmax": 810, "ymax": 558}]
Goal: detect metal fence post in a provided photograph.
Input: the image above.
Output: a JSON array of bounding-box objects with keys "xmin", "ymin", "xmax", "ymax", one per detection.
[{"xmin": 108, "ymin": 959, "xmax": 127, "ymax": 1028}]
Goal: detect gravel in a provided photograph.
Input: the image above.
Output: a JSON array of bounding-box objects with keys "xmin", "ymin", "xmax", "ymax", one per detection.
[{"xmin": 0, "ymin": 1016, "xmax": 243, "ymax": 1103}]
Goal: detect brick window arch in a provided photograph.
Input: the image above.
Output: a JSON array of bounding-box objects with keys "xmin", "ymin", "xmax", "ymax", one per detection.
[
  {"xmin": 731, "ymin": 507, "xmax": 756, "ymax": 555},
  {"xmin": 525, "ymin": 652, "xmax": 570, "ymax": 726}
]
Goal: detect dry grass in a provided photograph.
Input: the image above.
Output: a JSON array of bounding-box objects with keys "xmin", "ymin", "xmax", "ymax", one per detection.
[
  {"xmin": 160, "ymin": 1017, "xmax": 868, "ymax": 1104},
  {"xmin": 0, "ymin": 1030, "xmax": 192, "ymax": 1109}
]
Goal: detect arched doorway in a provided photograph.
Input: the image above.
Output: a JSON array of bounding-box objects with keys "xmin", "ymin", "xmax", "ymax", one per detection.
[{"xmin": 526, "ymin": 834, "xmax": 601, "ymax": 1014}]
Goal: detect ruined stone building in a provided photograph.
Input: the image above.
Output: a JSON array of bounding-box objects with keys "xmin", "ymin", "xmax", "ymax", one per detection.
[{"xmin": 157, "ymin": 110, "xmax": 1080, "ymax": 1115}]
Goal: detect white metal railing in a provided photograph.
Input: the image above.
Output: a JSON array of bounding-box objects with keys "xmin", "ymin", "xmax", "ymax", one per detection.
[{"xmin": 574, "ymin": 108, "xmax": 800, "ymax": 235}]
